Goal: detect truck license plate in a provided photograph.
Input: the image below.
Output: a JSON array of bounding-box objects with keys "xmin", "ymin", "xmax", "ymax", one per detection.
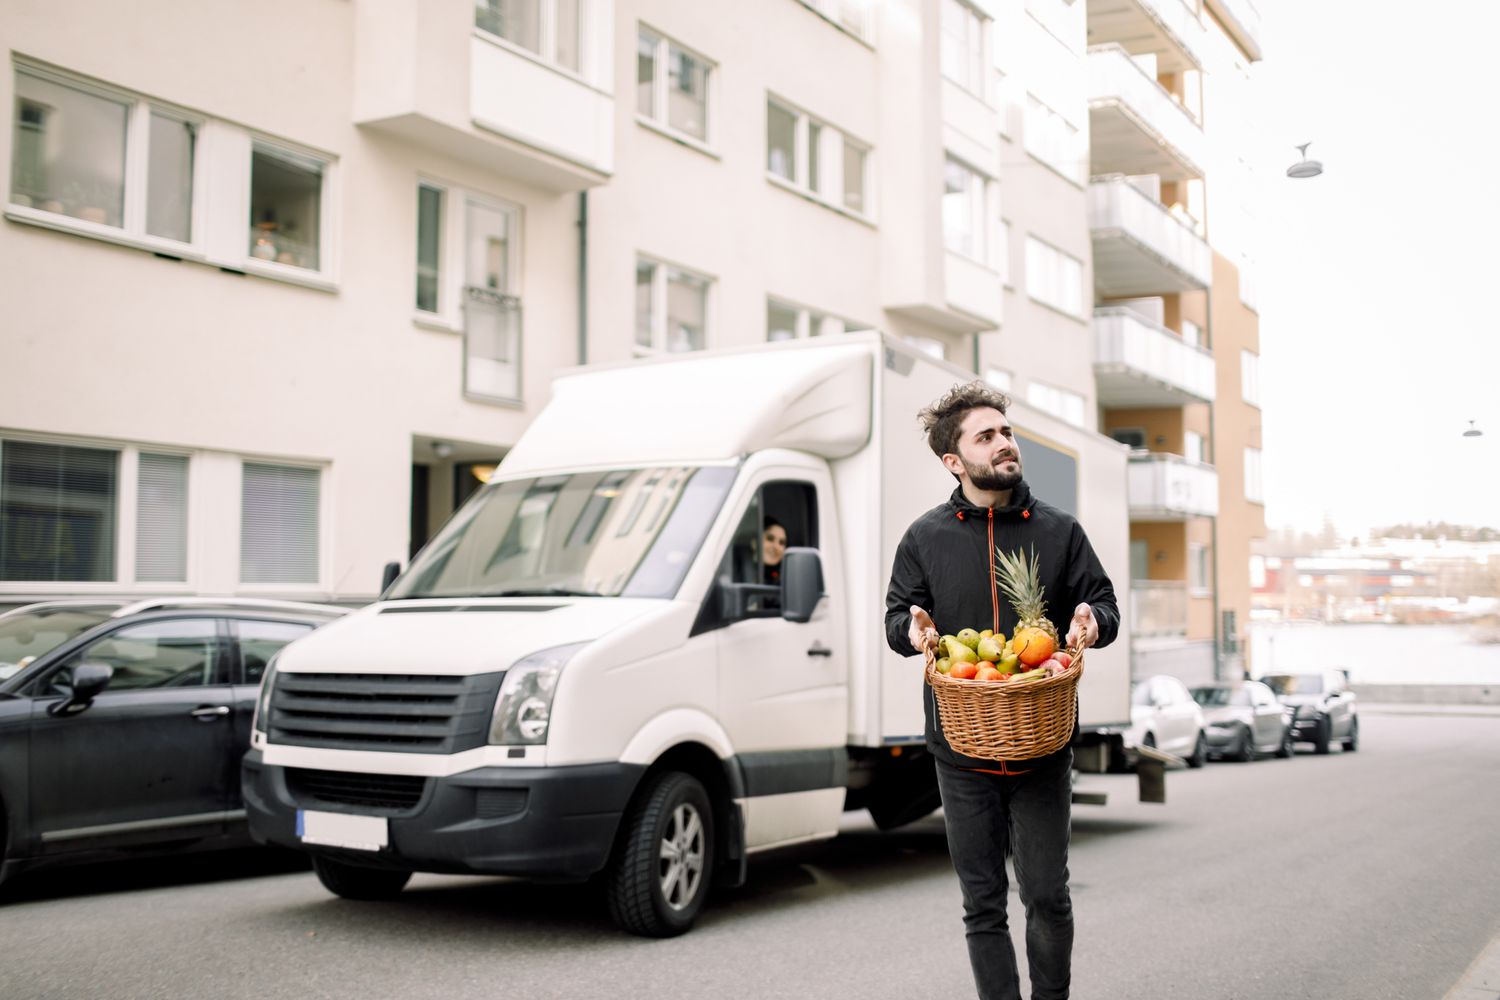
[{"xmin": 297, "ymin": 809, "xmax": 388, "ymax": 852}]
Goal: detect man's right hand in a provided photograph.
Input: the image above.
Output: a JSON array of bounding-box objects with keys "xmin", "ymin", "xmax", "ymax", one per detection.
[{"xmin": 908, "ymin": 606, "xmax": 939, "ymax": 654}]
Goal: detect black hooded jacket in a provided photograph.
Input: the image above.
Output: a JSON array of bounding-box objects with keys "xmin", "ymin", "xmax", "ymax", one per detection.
[{"xmin": 884, "ymin": 479, "xmax": 1120, "ymax": 770}]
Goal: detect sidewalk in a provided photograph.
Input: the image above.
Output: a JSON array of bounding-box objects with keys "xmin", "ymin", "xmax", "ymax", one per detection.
[
  {"xmin": 1446, "ymin": 926, "xmax": 1500, "ymax": 999},
  {"xmin": 1359, "ymin": 702, "xmax": 1500, "ymax": 719}
]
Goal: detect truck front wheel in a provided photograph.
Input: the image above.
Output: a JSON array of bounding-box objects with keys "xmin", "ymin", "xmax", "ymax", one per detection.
[
  {"xmin": 312, "ymin": 856, "xmax": 412, "ymax": 900},
  {"xmin": 606, "ymin": 771, "xmax": 714, "ymax": 938}
]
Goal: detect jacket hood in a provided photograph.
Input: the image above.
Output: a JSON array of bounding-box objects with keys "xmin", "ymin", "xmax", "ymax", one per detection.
[{"xmin": 946, "ymin": 479, "xmax": 1035, "ymax": 519}]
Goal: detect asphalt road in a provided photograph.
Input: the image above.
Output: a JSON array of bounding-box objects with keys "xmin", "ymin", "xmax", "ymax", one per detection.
[{"xmin": 2, "ymin": 711, "xmax": 1498, "ymax": 1000}]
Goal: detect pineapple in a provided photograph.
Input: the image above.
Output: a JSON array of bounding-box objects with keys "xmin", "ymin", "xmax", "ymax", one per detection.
[{"xmin": 993, "ymin": 544, "xmax": 1059, "ymax": 666}]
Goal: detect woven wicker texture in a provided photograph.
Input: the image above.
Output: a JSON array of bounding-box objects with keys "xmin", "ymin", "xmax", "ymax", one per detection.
[{"xmin": 923, "ymin": 645, "xmax": 1084, "ymax": 761}]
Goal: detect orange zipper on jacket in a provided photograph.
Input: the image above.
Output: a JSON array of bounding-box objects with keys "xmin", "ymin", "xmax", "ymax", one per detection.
[{"xmin": 987, "ymin": 507, "xmax": 999, "ymax": 635}]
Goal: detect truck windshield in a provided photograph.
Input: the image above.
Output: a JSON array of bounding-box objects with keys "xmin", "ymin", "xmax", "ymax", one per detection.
[
  {"xmin": 0, "ymin": 606, "xmax": 113, "ymax": 680},
  {"xmin": 390, "ymin": 466, "xmax": 735, "ymax": 601}
]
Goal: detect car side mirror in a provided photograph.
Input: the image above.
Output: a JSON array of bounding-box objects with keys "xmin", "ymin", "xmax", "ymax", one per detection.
[
  {"xmin": 49, "ymin": 661, "xmax": 114, "ymax": 717},
  {"xmin": 780, "ymin": 547, "xmax": 824, "ymax": 624},
  {"xmin": 381, "ymin": 561, "xmax": 402, "ymax": 594}
]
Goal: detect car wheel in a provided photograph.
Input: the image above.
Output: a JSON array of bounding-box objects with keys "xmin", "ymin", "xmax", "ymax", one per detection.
[
  {"xmin": 606, "ymin": 770, "xmax": 714, "ymax": 938},
  {"xmin": 1187, "ymin": 732, "xmax": 1207, "ymax": 769},
  {"xmin": 1313, "ymin": 716, "xmax": 1332, "ymax": 755},
  {"xmin": 1276, "ymin": 727, "xmax": 1294, "ymax": 758},
  {"xmin": 1235, "ymin": 725, "xmax": 1255, "ymax": 763},
  {"xmin": 1342, "ymin": 717, "xmax": 1359, "ymax": 753},
  {"xmin": 312, "ymin": 856, "xmax": 412, "ymax": 900}
]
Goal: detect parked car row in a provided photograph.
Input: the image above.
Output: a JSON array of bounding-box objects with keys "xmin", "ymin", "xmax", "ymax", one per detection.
[
  {"xmin": 0, "ymin": 597, "xmax": 347, "ymax": 889},
  {"xmin": 1125, "ymin": 670, "xmax": 1359, "ymax": 767}
]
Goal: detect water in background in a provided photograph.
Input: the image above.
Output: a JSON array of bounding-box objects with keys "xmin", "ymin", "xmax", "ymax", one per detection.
[{"xmin": 1248, "ymin": 622, "xmax": 1500, "ymax": 685}]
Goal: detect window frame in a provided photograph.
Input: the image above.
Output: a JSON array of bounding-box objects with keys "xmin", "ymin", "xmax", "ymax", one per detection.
[
  {"xmin": 636, "ymin": 24, "xmax": 717, "ymax": 153},
  {"xmin": 1244, "ymin": 447, "xmax": 1265, "ymax": 505},
  {"xmin": 795, "ymin": 0, "xmax": 877, "ymax": 45},
  {"xmin": 635, "ymin": 253, "xmax": 714, "ymax": 358},
  {"xmin": 6, "ymin": 60, "xmax": 339, "ymax": 292},
  {"xmin": 1025, "ymin": 379, "xmax": 1086, "ymax": 428},
  {"xmin": 1241, "ymin": 349, "xmax": 1261, "ymax": 408},
  {"xmin": 238, "ymin": 459, "xmax": 326, "ymax": 591},
  {"xmin": 1024, "ymin": 235, "xmax": 1086, "ymax": 319},
  {"xmin": 1189, "ymin": 542, "xmax": 1211, "ymax": 596},
  {"xmin": 765, "ymin": 95, "xmax": 874, "ymax": 223},
  {"xmin": 473, "ymin": 0, "xmax": 594, "ymax": 83},
  {"xmin": 765, "ymin": 296, "xmax": 859, "ymax": 342},
  {"xmin": 940, "ymin": 0, "xmax": 988, "ymax": 98},
  {"xmin": 942, "ymin": 154, "xmax": 991, "ymax": 264}
]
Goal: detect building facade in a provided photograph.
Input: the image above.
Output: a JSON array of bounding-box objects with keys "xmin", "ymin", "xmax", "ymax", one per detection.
[{"xmin": 1, "ymin": 0, "xmax": 1269, "ymax": 685}]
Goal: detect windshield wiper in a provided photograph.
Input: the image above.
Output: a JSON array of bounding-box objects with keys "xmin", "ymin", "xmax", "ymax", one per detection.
[{"xmin": 476, "ymin": 587, "xmax": 604, "ymax": 598}]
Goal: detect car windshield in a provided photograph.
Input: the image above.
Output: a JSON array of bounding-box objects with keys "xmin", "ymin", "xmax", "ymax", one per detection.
[
  {"xmin": 1263, "ymin": 674, "xmax": 1323, "ymax": 696},
  {"xmin": 0, "ymin": 607, "xmax": 113, "ymax": 680},
  {"xmin": 389, "ymin": 466, "xmax": 736, "ymax": 601},
  {"xmin": 1192, "ymin": 687, "xmax": 1251, "ymax": 707}
]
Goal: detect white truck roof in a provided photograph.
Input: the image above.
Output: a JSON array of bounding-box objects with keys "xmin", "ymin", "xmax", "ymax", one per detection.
[{"xmin": 500, "ymin": 338, "xmax": 876, "ymax": 475}]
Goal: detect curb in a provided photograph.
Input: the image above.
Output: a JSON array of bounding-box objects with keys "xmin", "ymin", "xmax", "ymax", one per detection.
[{"xmin": 1445, "ymin": 927, "xmax": 1500, "ymax": 999}]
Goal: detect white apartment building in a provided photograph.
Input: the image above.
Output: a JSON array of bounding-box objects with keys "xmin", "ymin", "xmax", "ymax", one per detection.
[{"xmin": 0, "ymin": 0, "xmax": 1263, "ymax": 640}]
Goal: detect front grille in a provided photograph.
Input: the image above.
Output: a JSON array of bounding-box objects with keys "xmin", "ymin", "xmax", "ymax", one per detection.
[
  {"xmin": 268, "ymin": 671, "xmax": 506, "ymax": 753},
  {"xmin": 286, "ymin": 768, "xmax": 428, "ymax": 815}
]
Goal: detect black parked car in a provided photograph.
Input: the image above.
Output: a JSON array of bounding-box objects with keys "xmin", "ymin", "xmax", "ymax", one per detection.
[
  {"xmin": 1261, "ymin": 670, "xmax": 1359, "ymax": 754},
  {"xmin": 0, "ymin": 598, "xmax": 344, "ymax": 888}
]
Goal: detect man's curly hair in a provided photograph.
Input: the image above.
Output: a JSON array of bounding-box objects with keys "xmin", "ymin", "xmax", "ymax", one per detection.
[{"xmin": 918, "ymin": 381, "xmax": 1011, "ymax": 459}]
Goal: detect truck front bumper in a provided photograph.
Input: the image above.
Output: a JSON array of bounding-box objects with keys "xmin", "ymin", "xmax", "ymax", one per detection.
[{"xmin": 242, "ymin": 750, "xmax": 645, "ymax": 880}]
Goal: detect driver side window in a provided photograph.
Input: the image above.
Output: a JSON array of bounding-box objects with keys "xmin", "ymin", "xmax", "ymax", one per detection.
[
  {"xmin": 48, "ymin": 619, "xmax": 227, "ymax": 694},
  {"xmin": 706, "ymin": 479, "xmax": 819, "ymax": 626}
]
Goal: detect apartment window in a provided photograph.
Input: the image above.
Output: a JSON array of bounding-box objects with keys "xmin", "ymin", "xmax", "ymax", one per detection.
[
  {"xmin": 1184, "ymin": 430, "xmax": 1205, "ymax": 465},
  {"xmin": 241, "ymin": 463, "xmax": 320, "ymax": 585},
  {"xmin": 636, "ymin": 257, "xmax": 711, "ymax": 356},
  {"xmin": 415, "ymin": 184, "xmax": 443, "ymax": 313},
  {"xmin": 1024, "ymin": 236, "xmax": 1085, "ymax": 318},
  {"xmin": 1023, "ymin": 95, "xmax": 1084, "ymax": 185},
  {"xmin": 985, "ymin": 368, "xmax": 1013, "ymax": 392},
  {"xmin": 249, "ymin": 145, "xmax": 323, "ymax": 271},
  {"xmin": 1189, "ymin": 543, "xmax": 1210, "ymax": 594},
  {"xmin": 1026, "ymin": 381, "xmax": 1086, "ymax": 428},
  {"xmin": 1244, "ymin": 448, "xmax": 1264, "ymax": 504},
  {"xmin": 904, "ymin": 336, "xmax": 946, "ymax": 361},
  {"xmin": 637, "ymin": 27, "xmax": 712, "ymax": 142},
  {"xmin": 464, "ymin": 198, "xmax": 523, "ymax": 402},
  {"xmin": 998, "ymin": 219, "xmax": 1011, "ymax": 285},
  {"xmin": 765, "ymin": 97, "xmax": 870, "ymax": 217},
  {"xmin": 941, "ymin": 0, "xmax": 986, "ymax": 97},
  {"xmin": 0, "ymin": 440, "xmax": 119, "ymax": 582},
  {"xmin": 943, "ymin": 157, "xmax": 988, "ymax": 262},
  {"xmin": 766, "ymin": 297, "xmax": 851, "ymax": 341},
  {"xmin": 1241, "ymin": 349, "xmax": 1261, "ymax": 406},
  {"xmin": 135, "ymin": 453, "xmax": 189, "ymax": 583},
  {"xmin": 475, "ymin": 0, "xmax": 582, "ymax": 73},
  {"xmin": 10, "ymin": 66, "xmax": 195, "ymax": 243},
  {"xmin": 798, "ymin": 0, "xmax": 875, "ymax": 41}
]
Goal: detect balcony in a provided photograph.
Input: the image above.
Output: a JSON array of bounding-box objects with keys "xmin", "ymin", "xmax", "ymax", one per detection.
[
  {"xmin": 1087, "ymin": 0, "xmax": 1207, "ymax": 72},
  {"xmin": 1089, "ymin": 176, "xmax": 1212, "ymax": 297},
  {"xmin": 1132, "ymin": 581, "xmax": 1187, "ymax": 636},
  {"xmin": 1205, "ymin": 0, "xmax": 1263, "ymax": 61},
  {"xmin": 352, "ymin": 0, "xmax": 613, "ymax": 193},
  {"xmin": 1094, "ymin": 306, "xmax": 1215, "ymax": 407},
  {"xmin": 1087, "ymin": 44, "xmax": 1205, "ymax": 181},
  {"xmin": 1128, "ymin": 453, "xmax": 1218, "ymax": 521}
]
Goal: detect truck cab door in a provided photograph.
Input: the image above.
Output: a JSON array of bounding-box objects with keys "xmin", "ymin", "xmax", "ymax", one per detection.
[{"xmin": 704, "ymin": 469, "xmax": 848, "ymax": 852}]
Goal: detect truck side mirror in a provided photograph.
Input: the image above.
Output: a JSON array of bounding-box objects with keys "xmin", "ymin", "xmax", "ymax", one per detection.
[
  {"xmin": 381, "ymin": 561, "xmax": 402, "ymax": 594},
  {"xmin": 780, "ymin": 547, "xmax": 824, "ymax": 624},
  {"xmin": 49, "ymin": 661, "xmax": 113, "ymax": 717}
]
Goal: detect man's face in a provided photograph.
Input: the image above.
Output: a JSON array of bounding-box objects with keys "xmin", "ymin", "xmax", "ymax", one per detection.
[{"xmin": 944, "ymin": 407, "xmax": 1022, "ymax": 491}]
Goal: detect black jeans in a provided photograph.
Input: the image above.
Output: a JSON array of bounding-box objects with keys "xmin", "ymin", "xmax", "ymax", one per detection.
[{"xmin": 934, "ymin": 750, "xmax": 1074, "ymax": 1000}]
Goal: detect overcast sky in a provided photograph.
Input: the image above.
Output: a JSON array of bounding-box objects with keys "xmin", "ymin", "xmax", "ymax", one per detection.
[{"xmin": 1252, "ymin": 1, "xmax": 1500, "ymax": 536}]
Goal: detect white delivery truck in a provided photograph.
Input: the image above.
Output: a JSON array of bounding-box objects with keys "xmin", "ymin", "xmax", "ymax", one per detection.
[{"xmin": 243, "ymin": 332, "xmax": 1140, "ymax": 936}]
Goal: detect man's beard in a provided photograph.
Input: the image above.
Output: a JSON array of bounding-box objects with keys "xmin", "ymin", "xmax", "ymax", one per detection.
[{"xmin": 964, "ymin": 456, "xmax": 1022, "ymax": 492}]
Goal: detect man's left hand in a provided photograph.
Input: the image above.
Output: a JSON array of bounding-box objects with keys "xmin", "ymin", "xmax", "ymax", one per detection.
[{"xmin": 1066, "ymin": 603, "xmax": 1098, "ymax": 651}]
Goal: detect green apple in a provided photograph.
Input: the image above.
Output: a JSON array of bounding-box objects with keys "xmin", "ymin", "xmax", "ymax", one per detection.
[{"xmin": 956, "ymin": 628, "xmax": 981, "ymax": 650}]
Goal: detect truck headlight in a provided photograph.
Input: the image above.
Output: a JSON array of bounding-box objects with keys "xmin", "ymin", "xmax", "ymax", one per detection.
[
  {"xmin": 489, "ymin": 643, "xmax": 588, "ymax": 746},
  {"xmin": 252, "ymin": 657, "xmax": 279, "ymax": 735}
]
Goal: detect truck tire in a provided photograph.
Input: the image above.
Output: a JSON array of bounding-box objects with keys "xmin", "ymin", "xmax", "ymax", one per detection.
[
  {"xmin": 312, "ymin": 856, "xmax": 412, "ymax": 900},
  {"xmin": 606, "ymin": 771, "xmax": 713, "ymax": 938}
]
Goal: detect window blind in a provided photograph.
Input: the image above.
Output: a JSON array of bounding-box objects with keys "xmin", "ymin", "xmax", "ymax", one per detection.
[
  {"xmin": 0, "ymin": 440, "xmax": 118, "ymax": 581},
  {"xmin": 240, "ymin": 462, "xmax": 319, "ymax": 584},
  {"xmin": 135, "ymin": 453, "xmax": 188, "ymax": 582}
]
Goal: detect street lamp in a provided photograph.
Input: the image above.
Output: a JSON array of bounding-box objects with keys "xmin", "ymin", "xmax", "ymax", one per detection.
[
  {"xmin": 1287, "ymin": 143, "xmax": 1323, "ymax": 179},
  {"xmin": 1462, "ymin": 420, "xmax": 1483, "ymax": 438}
]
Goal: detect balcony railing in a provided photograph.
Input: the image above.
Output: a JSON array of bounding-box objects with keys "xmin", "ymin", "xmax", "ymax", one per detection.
[
  {"xmin": 1205, "ymin": 0, "xmax": 1263, "ymax": 61},
  {"xmin": 1087, "ymin": 44, "xmax": 1205, "ymax": 180},
  {"xmin": 1127, "ymin": 452, "xmax": 1218, "ymax": 520},
  {"xmin": 1086, "ymin": 0, "xmax": 1207, "ymax": 72},
  {"xmin": 1094, "ymin": 306, "xmax": 1216, "ymax": 406},
  {"xmin": 1132, "ymin": 580, "xmax": 1188, "ymax": 636},
  {"xmin": 1089, "ymin": 176, "xmax": 1212, "ymax": 296}
]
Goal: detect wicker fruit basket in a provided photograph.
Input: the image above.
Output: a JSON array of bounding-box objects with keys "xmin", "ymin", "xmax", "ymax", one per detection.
[{"xmin": 924, "ymin": 645, "xmax": 1084, "ymax": 761}]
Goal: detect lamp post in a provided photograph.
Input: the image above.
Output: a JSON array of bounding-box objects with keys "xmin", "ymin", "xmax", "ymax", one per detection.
[
  {"xmin": 1462, "ymin": 420, "xmax": 1483, "ymax": 438},
  {"xmin": 1287, "ymin": 143, "xmax": 1323, "ymax": 179}
]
